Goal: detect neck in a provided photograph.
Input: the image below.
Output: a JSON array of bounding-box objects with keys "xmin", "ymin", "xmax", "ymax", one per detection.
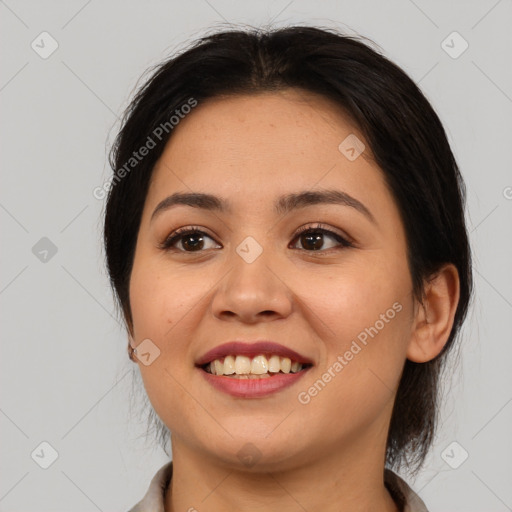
[{"xmin": 165, "ymin": 436, "xmax": 399, "ymax": 512}]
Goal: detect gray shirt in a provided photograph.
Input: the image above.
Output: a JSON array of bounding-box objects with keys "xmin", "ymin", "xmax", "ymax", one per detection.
[{"xmin": 128, "ymin": 462, "xmax": 429, "ymax": 512}]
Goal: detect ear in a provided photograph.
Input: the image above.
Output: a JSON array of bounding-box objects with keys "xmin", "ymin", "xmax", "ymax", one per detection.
[
  {"xmin": 407, "ymin": 263, "xmax": 460, "ymax": 363},
  {"xmin": 127, "ymin": 333, "xmax": 138, "ymax": 362}
]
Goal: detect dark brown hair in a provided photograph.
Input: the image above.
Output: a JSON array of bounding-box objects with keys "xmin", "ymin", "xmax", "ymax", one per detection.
[{"xmin": 104, "ymin": 25, "xmax": 473, "ymax": 473}]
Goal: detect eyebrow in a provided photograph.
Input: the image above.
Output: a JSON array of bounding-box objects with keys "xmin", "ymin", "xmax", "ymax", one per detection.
[{"xmin": 151, "ymin": 189, "xmax": 376, "ymax": 224}]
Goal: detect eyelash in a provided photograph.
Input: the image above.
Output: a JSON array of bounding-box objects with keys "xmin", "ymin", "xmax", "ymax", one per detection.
[{"xmin": 159, "ymin": 223, "xmax": 353, "ymax": 253}]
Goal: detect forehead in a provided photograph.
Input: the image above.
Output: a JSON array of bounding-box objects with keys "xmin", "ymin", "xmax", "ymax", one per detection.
[{"xmin": 146, "ymin": 90, "xmax": 390, "ymax": 215}]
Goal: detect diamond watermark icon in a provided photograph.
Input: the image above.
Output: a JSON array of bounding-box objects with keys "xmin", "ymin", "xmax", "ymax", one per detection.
[
  {"xmin": 134, "ymin": 338, "xmax": 161, "ymax": 366},
  {"xmin": 32, "ymin": 237, "xmax": 58, "ymax": 263},
  {"xmin": 236, "ymin": 236, "xmax": 263, "ymax": 264},
  {"xmin": 441, "ymin": 31, "xmax": 469, "ymax": 59},
  {"xmin": 237, "ymin": 442, "xmax": 262, "ymax": 468},
  {"xmin": 31, "ymin": 441, "xmax": 59, "ymax": 469},
  {"xmin": 441, "ymin": 441, "xmax": 469, "ymax": 469},
  {"xmin": 31, "ymin": 31, "xmax": 59, "ymax": 59},
  {"xmin": 338, "ymin": 134, "xmax": 365, "ymax": 161}
]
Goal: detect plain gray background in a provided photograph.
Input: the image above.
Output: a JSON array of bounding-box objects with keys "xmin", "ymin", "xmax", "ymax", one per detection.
[{"xmin": 1, "ymin": 0, "xmax": 511, "ymax": 510}]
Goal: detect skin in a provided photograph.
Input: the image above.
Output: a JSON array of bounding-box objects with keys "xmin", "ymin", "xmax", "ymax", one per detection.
[{"xmin": 128, "ymin": 89, "xmax": 460, "ymax": 512}]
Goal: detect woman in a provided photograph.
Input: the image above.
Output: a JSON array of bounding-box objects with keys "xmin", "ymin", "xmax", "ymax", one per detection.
[{"xmin": 103, "ymin": 26, "xmax": 472, "ymax": 512}]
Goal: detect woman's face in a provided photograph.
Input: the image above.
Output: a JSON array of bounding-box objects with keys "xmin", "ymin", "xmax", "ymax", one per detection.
[{"xmin": 129, "ymin": 90, "xmax": 417, "ymax": 470}]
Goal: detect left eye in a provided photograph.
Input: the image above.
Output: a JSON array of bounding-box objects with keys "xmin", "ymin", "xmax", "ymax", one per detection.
[{"xmin": 290, "ymin": 227, "xmax": 352, "ymax": 251}]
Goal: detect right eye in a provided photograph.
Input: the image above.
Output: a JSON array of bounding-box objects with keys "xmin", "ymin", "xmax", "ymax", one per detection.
[{"xmin": 160, "ymin": 227, "xmax": 221, "ymax": 252}]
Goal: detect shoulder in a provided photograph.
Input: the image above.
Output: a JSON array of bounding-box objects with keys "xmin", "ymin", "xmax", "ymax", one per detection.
[
  {"xmin": 127, "ymin": 462, "xmax": 173, "ymax": 512},
  {"xmin": 384, "ymin": 468, "xmax": 430, "ymax": 512}
]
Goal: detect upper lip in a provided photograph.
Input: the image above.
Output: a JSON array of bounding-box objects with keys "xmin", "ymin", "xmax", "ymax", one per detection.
[{"xmin": 195, "ymin": 341, "xmax": 314, "ymax": 367}]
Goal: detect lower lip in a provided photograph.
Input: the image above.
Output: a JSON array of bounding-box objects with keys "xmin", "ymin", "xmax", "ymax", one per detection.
[{"xmin": 198, "ymin": 368, "xmax": 311, "ymax": 398}]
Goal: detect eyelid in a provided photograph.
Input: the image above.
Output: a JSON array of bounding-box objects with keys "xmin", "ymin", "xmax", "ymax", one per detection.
[
  {"xmin": 159, "ymin": 225, "xmax": 220, "ymax": 251},
  {"xmin": 290, "ymin": 223, "xmax": 354, "ymax": 250},
  {"xmin": 292, "ymin": 222, "xmax": 354, "ymax": 244}
]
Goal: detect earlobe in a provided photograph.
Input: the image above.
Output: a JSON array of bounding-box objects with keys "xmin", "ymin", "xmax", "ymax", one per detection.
[
  {"xmin": 407, "ymin": 263, "xmax": 460, "ymax": 363},
  {"xmin": 128, "ymin": 334, "xmax": 138, "ymax": 362}
]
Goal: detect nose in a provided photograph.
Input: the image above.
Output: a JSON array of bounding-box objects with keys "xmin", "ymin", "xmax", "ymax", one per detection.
[{"xmin": 210, "ymin": 245, "xmax": 294, "ymax": 324}]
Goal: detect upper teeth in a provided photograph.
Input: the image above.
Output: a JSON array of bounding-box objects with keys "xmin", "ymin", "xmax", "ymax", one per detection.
[{"xmin": 207, "ymin": 354, "xmax": 303, "ymax": 376}]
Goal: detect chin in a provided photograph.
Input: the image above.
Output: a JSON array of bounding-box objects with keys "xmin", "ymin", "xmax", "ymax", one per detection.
[{"xmin": 203, "ymin": 428, "xmax": 310, "ymax": 472}]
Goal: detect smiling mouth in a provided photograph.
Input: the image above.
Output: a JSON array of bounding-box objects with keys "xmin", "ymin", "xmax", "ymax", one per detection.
[{"xmin": 201, "ymin": 354, "xmax": 313, "ymax": 378}]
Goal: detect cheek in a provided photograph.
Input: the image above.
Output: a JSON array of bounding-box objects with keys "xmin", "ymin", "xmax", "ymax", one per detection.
[
  {"xmin": 297, "ymin": 303, "xmax": 412, "ymax": 435},
  {"xmin": 289, "ymin": 254, "xmax": 411, "ymax": 345},
  {"xmin": 129, "ymin": 261, "xmax": 208, "ymax": 428},
  {"xmin": 129, "ymin": 258, "xmax": 207, "ymax": 343},
  {"xmin": 291, "ymin": 257, "xmax": 412, "ymax": 407}
]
